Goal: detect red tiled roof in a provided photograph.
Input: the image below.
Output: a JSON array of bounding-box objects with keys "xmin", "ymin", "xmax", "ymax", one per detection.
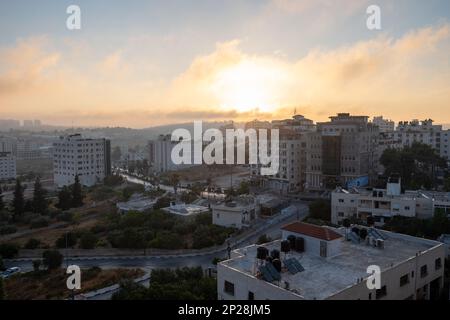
[{"xmin": 281, "ymin": 222, "xmax": 342, "ymax": 241}]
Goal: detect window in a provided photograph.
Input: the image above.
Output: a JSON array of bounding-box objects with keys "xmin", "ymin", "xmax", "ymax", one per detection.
[
  {"xmin": 400, "ymin": 274, "xmax": 409, "ymax": 287},
  {"xmin": 248, "ymin": 291, "xmax": 255, "ymax": 300},
  {"xmin": 420, "ymin": 265, "xmax": 428, "ymax": 278},
  {"xmin": 376, "ymin": 286, "xmax": 387, "ymax": 299},
  {"xmin": 435, "ymin": 258, "xmax": 442, "ymax": 270},
  {"xmin": 224, "ymin": 281, "xmax": 235, "ymax": 296}
]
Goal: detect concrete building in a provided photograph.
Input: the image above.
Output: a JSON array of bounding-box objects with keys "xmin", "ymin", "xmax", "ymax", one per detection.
[
  {"xmin": 306, "ymin": 113, "xmax": 379, "ymax": 190},
  {"xmin": 0, "ymin": 152, "xmax": 17, "ymax": 181},
  {"xmin": 373, "ymin": 116, "xmax": 395, "ymax": 133},
  {"xmin": 53, "ymin": 134, "xmax": 111, "ymax": 187},
  {"xmin": 148, "ymin": 134, "xmax": 197, "ymax": 173},
  {"xmin": 212, "ymin": 196, "xmax": 259, "ymax": 229},
  {"xmin": 218, "ymin": 222, "xmax": 445, "ymax": 300},
  {"xmin": 331, "ymin": 176, "xmax": 450, "ymax": 226}
]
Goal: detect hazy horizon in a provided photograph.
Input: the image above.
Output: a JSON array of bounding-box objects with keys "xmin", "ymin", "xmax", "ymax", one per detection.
[{"xmin": 1, "ymin": 0, "xmax": 450, "ymax": 128}]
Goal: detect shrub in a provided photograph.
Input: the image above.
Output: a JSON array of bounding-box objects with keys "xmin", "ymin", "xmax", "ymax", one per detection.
[
  {"xmin": 79, "ymin": 232, "xmax": 98, "ymax": 249},
  {"xmin": 30, "ymin": 217, "xmax": 50, "ymax": 229},
  {"xmin": 0, "ymin": 243, "xmax": 19, "ymax": 259},
  {"xmin": 55, "ymin": 232, "xmax": 78, "ymax": 248},
  {"xmin": 0, "ymin": 225, "xmax": 17, "ymax": 235},
  {"xmin": 42, "ymin": 250, "xmax": 63, "ymax": 270},
  {"xmin": 24, "ymin": 238, "xmax": 41, "ymax": 250}
]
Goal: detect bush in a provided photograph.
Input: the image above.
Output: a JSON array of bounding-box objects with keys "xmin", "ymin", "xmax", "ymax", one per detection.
[
  {"xmin": 55, "ymin": 232, "xmax": 78, "ymax": 248},
  {"xmin": 42, "ymin": 250, "xmax": 63, "ymax": 270},
  {"xmin": 30, "ymin": 217, "xmax": 50, "ymax": 229},
  {"xmin": 0, "ymin": 225, "xmax": 17, "ymax": 235},
  {"xmin": 0, "ymin": 243, "xmax": 19, "ymax": 259},
  {"xmin": 79, "ymin": 232, "xmax": 98, "ymax": 249},
  {"xmin": 24, "ymin": 238, "xmax": 41, "ymax": 250},
  {"xmin": 55, "ymin": 211, "xmax": 73, "ymax": 222}
]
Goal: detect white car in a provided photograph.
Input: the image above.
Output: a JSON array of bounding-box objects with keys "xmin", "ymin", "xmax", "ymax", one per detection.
[{"xmin": 1, "ymin": 267, "xmax": 21, "ymax": 279}]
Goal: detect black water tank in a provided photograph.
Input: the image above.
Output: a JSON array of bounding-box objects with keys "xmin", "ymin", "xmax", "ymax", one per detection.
[
  {"xmin": 359, "ymin": 228, "xmax": 368, "ymax": 240},
  {"xmin": 351, "ymin": 227, "xmax": 360, "ymax": 235},
  {"xmin": 272, "ymin": 259, "xmax": 282, "ymax": 272},
  {"xmin": 295, "ymin": 237, "xmax": 305, "ymax": 252},
  {"xmin": 287, "ymin": 235, "xmax": 296, "ymax": 248},
  {"xmin": 257, "ymin": 247, "xmax": 269, "ymax": 260},
  {"xmin": 271, "ymin": 249, "xmax": 280, "ymax": 260},
  {"xmin": 265, "ymin": 256, "xmax": 273, "ymax": 264},
  {"xmin": 281, "ymin": 240, "xmax": 290, "ymax": 253}
]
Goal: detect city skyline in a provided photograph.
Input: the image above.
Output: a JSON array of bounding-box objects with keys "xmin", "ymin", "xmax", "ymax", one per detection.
[{"xmin": 0, "ymin": 0, "xmax": 449, "ymax": 128}]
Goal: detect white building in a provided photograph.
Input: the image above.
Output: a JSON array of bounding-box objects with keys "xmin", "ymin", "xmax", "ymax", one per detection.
[
  {"xmin": 218, "ymin": 222, "xmax": 445, "ymax": 300},
  {"xmin": 53, "ymin": 134, "xmax": 111, "ymax": 187},
  {"xmin": 148, "ymin": 134, "xmax": 197, "ymax": 173},
  {"xmin": 116, "ymin": 194, "xmax": 157, "ymax": 214},
  {"xmin": 331, "ymin": 176, "xmax": 450, "ymax": 226},
  {"xmin": 373, "ymin": 116, "xmax": 395, "ymax": 133},
  {"xmin": 0, "ymin": 152, "xmax": 17, "ymax": 181},
  {"xmin": 212, "ymin": 196, "xmax": 258, "ymax": 229}
]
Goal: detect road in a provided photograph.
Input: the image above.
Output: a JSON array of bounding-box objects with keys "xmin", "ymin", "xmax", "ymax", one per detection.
[{"xmin": 4, "ymin": 203, "xmax": 308, "ymax": 273}]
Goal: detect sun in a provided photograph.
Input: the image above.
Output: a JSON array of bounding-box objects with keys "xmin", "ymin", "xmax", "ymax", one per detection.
[{"xmin": 210, "ymin": 59, "xmax": 286, "ymax": 113}]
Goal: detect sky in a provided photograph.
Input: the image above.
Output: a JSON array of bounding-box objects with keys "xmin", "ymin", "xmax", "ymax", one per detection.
[{"xmin": 0, "ymin": 0, "xmax": 449, "ymax": 128}]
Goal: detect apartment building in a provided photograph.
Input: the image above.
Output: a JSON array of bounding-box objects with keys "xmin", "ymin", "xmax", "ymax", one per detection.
[
  {"xmin": 306, "ymin": 113, "xmax": 379, "ymax": 190},
  {"xmin": 218, "ymin": 222, "xmax": 445, "ymax": 300},
  {"xmin": 373, "ymin": 116, "xmax": 395, "ymax": 133},
  {"xmin": 0, "ymin": 152, "xmax": 17, "ymax": 181},
  {"xmin": 212, "ymin": 196, "xmax": 258, "ymax": 229},
  {"xmin": 53, "ymin": 134, "xmax": 111, "ymax": 187},
  {"xmin": 331, "ymin": 176, "xmax": 450, "ymax": 226}
]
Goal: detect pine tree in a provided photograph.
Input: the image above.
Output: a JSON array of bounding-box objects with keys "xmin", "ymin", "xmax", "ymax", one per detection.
[
  {"xmin": 32, "ymin": 177, "xmax": 48, "ymax": 214},
  {"xmin": 0, "ymin": 185, "xmax": 4, "ymax": 211},
  {"xmin": 71, "ymin": 175, "xmax": 84, "ymax": 208},
  {"xmin": 12, "ymin": 179, "xmax": 25, "ymax": 222},
  {"xmin": 57, "ymin": 186, "xmax": 72, "ymax": 210},
  {"xmin": 0, "ymin": 276, "xmax": 5, "ymax": 300}
]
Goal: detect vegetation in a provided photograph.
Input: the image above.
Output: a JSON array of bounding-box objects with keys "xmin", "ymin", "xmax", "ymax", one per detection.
[
  {"xmin": 102, "ymin": 210, "xmax": 234, "ymax": 250},
  {"xmin": 0, "ymin": 185, "xmax": 4, "ymax": 211},
  {"xmin": 0, "ymin": 277, "xmax": 5, "ymax": 300},
  {"xmin": 71, "ymin": 175, "xmax": 84, "ymax": 208},
  {"xmin": 383, "ymin": 211, "xmax": 450, "ymax": 239},
  {"xmin": 256, "ymin": 234, "xmax": 272, "ymax": 245},
  {"xmin": 308, "ymin": 199, "xmax": 331, "ymax": 221},
  {"xmin": 32, "ymin": 177, "xmax": 48, "ymax": 215},
  {"xmin": 42, "ymin": 250, "xmax": 63, "ymax": 270},
  {"xmin": 0, "ymin": 243, "xmax": 19, "ymax": 259},
  {"xmin": 380, "ymin": 142, "xmax": 447, "ymax": 190},
  {"xmin": 112, "ymin": 267, "xmax": 216, "ymax": 300},
  {"xmin": 12, "ymin": 179, "xmax": 25, "ymax": 222},
  {"xmin": 24, "ymin": 238, "xmax": 41, "ymax": 250}
]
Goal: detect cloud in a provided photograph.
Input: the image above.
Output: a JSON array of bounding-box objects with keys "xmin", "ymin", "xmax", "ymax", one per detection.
[{"xmin": 0, "ymin": 24, "xmax": 449, "ymax": 127}]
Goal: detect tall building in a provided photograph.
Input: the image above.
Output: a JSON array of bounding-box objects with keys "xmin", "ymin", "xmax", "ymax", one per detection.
[
  {"xmin": 0, "ymin": 136, "xmax": 17, "ymax": 154},
  {"xmin": 306, "ymin": 113, "xmax": 379, "ymax": 190},
  {"xmin": 373, "ymin": 116, "xmax": 395, "ymax": 133},
  {"xmin": 0, "ymin": 152, "xmax": 17, "ymax": 181},
  {"xmin": 52, "ymin": 134, "xmax": 111, "ymax": 187},
  {"xmin": 218, "ymin": 222, "xmax": 445, "ymax": 300},
  {"xmin": 0, "ymin": 119, "xmax": 20, "ymax": 131},
  {"xmin": 148, "ymin": 134, "xmax": 197, "ymax": 173}
]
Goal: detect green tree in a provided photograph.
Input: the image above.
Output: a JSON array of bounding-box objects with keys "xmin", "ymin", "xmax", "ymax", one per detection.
[
  {"xmin": 42, "ymin": 250, "xmax": 63, "ymax": 271},
  {"xmin": 55, "ymin": 232, "xmax": 78, "ymax": 249},
  {"xmin": 0, "ymin": 243, "xmax": 19, "ymax": 259},
  {"xmin": 32, "ymin": 177, "xmax": 48, "ymax": 215},
  {"xmin": 0, "ymin": 256, "xmax": 5, "ymax": 271},
  {"xmin": 32, "ymin": 260, "xmax": 41, "ymax": 272},
  {"xmin": 11, "ymin": 179, "xmax": 25, "ymax": 221},
  {"xmin": 71, "ymin": 175, "xmax": 84, "ymax": 208},
  {"xmin": 24, "ymin": 238, "xmax": 41, "ymax": 250},
  {"xmin": 308, "ymin": 199, "xmax": 331, "ymax": 221},
  {"xmin": 237, "ymin": 181, "xmax": 250, "ymax": 195},
  {"xmin": 80, "ymin": 232, "xmax": 98, "ymax": 249},
  {"xmin": 57, "ymin": 186, "xmax": 72, "ymax": 210}
]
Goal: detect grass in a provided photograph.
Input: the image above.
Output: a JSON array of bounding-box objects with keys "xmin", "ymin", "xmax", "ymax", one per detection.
[{"xmin": 3, "ymin": 267, "xmax": 144, "ymax": 300}]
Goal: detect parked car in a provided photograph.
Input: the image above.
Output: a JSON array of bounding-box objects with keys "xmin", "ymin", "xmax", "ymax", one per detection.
[{"xmin": 1, "ymin": 266, "xmax": 21, "ymax": 279}]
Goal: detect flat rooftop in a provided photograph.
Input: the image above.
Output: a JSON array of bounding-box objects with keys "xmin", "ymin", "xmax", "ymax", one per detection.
[{"xmin": 221, "ymin": 228, "xmax": 442, "ymax": 300}]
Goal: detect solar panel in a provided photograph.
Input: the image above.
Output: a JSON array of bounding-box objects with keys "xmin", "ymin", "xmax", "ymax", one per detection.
[
  {"xmin": 348, "ymin": 231, "xmax": 360, "ymax": 244},
  {"xmin": 291, "ymin": 258, "xmax": 305, "ymax": 272},
  {"xmin": 370, "ymin": 228, "xmax": 387, "ymax": 240},
  {"xmin": 265, "ymin": 263, "xmax": 281, "ymax": 281},
  {"xmin": 285, "ymin": 260, "xmax": 298, "ymax": 274},
  {"xmin": 259, "ymin": 266, "xmax": 274, "ymax": 282}
]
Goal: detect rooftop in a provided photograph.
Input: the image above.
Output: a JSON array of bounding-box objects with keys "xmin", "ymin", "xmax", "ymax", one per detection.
[
  {"xmin": 282, "ymin": 222, "xmax": 342, "ymax": 241},
  {"xmin": 162, "ymin": 203, "xmax": 210, "ymax": 216},
  {"xmin": 221, "ymin": 227, "xmax": 442, "ymax": 300}
]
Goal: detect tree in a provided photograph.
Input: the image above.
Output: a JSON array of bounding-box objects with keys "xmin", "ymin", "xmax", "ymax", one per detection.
[
  {"xmin": 0, "ymin": 185, "xmax": 4, "ymax": 211},
  {"xmin": 71, "ymin": 175, "xmax": 84, "ymax": 208},
  {"xmin": 80, "ymin": 232, "xmax": 98, "ymax": 249},
  {"xmin": 24, "ymin": 238, "xmax": 41, "ymax": 250},
  {"xmin": 237, "ymin": 181, "xmax": 250, "ymax": 195},
  {"xmin": 32, "ymin": 177, "xmax": 48, "ymax": 215},
  {"xmin": 0, "ymin": 243, "xmax": 19, "ymax": 259},
  {"xmin": 308, "ymin": 199, "xmax": 331, "ymax": 221},
  {"xmin": 57, "ymin": 186, "xmax": 72, "ymax": 210},
  {"xmin": 0, "ymin": 256, "xmax": 5, "ymax": 271},
  {"xmin": 168, "ymin": 173, "xmax": 180, "ymax": 195},
  {"xmin": 32, "ymin": 260, "xmax": 41, "ymax": 272},
  {"xmin": 55, "ymin": 232, "xmax": 77, "ymax": 249},
  {"xmin": 42, "ymin": 250, "xmax": 63, "ymax": 271},
  {"xmin": 11, "ymin": 179, "xmax": 25, "ymax": 221}
]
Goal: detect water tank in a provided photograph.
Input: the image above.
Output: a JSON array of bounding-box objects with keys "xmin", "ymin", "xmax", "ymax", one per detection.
[
  {"xmin": 351, "ymin": 227, "xmax": 360, "ymax": 236},
  {"xmin": 265, "ymin": 256, "xmax": 273, "ymax": 264},
  {"xmin": 272, "ymin": 259, "xmax": 282, "ymax": 272},
  {"xmin": 295, "ymin": 237, "xmax": 305, "ymax": 252},
  {"xmin": 257, "ymin": 247, "xmax": 269, "ymax": 260},
  {"xmin": 281, "ymin": 240, "xmax": 290, "ymax": 253},
  {"xmin": 271, "ymin": 249, "xmax": 280, "ymax": 260},
  {"xmin": 287, "ymin": 235, "xmax": 296, "ymax": 248}
]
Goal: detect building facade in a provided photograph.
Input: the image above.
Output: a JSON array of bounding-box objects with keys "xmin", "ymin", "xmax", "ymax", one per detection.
[
  {"xmin": 0, "ymin": 152, "xmax": 17, "ymax": 181},
  {"xmin": 53, "ymin": 134, "xmax": 111, "ymax": 187},
  {"xmin": 218, "ymin": 222, "xmax": 445, "ymax": 300}
]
